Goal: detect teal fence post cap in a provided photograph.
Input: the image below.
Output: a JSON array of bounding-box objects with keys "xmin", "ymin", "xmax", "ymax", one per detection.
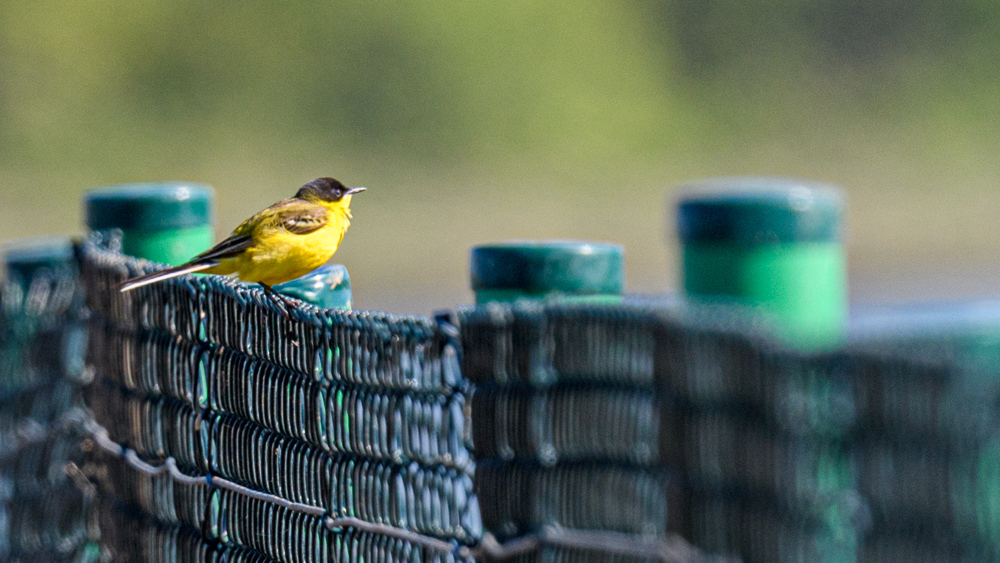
[
  {"xmin": 675, "ymin": 177, "xmax": 848, "ymax": 349},
  {"xmin": 3, "ymin": 236, "xmax": 75, "ymax": 281},
  {"xmin": 83, "ymin": 181, "xmax": 215, "ymax": 265},
  {"xmin": 677, "ymin": 177, "xmax": 844, "ymax": 245},
  {"xmin": 274, "ymin": 264, "xmax": 352, "ymax": 310},
  {"xmin": 471, "ymin": 240, "xmax": 624, "ymax": 302},
  {"xmin": 85, "ymin": 182, "xmax": 214, "ymax": 231}
]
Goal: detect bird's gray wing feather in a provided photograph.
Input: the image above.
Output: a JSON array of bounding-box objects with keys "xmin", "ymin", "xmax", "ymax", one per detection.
[{"xmin": 190, "ymin": 235, "xmax": 255, "ymax": 264}]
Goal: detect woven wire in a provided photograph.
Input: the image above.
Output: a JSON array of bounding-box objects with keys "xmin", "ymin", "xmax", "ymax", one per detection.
[
  {"xmin": 0, "ymin": 246, "xmax": 96, "ymax": 562},
  {"xmin": 470, "ymin": 385, "xmax": 661, "ymax": 466},
  {"xmin": 88, "ymin": 323, "xmax": 471, "ymax": 470},
  {"xmin": 458, "ymin": 301, "xmax": 864, "ymax": 563},
  {"xmin": 475, "ymin": 460, "xmax": 674, "ymax": 540},
  {"xmin": 845, "ymin": 332, "xmax": 1000, "ymax": 560},
  {"xmin": 95, "ymin": 495, "xmax": 279, "ymax": 563},
  {"xmin": 80, "ymin": 232, "xmax": 460, "ymax": 394},
  {"xmin": 689, "ymin": 492, "xmax": 860, "ymax": 563},
  {"xmin": 87, "ymin": 380, "xmax": 478, "ymax": 541},
  {"xmin": 89, "ymin": 449, "xmax": 469, "ymax": 563},
  {"xmin": 459, "ymin": 298, "xmax": 1000, "ymax": 562},
  {"xmin": 74, "ymin": 225, "xmax": 1000, "ymax": 562},
  {"xmin": 78, "ymin": 232, "xmax": 478, "ymax": 562}
]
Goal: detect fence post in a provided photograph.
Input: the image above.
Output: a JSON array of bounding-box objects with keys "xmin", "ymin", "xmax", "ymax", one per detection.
[
  {"xmin": 676, "ymin": 178, "xmax": 847, "ymax": 347},
  {"xmin": 274, "ymin": 263, "xmax": 353, "ymax": 309},
  {"xmin": 470, "ymin": 240, "xmax": 624, "ymax": 304},
  {"xmin": 84, "ymin": 182, "xmax": 215, "ymax": 266}
]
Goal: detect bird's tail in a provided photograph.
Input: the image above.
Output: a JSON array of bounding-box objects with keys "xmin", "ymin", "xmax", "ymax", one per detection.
[{"xmin": 119, "ymin": 262, "xmax": 215, "ymax": 293}]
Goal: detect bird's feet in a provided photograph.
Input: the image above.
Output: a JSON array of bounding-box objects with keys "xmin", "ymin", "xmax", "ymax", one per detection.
[{"xmin": 259, "ymin": 283, "xmax": 297, "ymax": 321}]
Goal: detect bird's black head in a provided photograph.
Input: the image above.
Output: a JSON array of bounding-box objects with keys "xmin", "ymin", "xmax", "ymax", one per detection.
[{"xmin": 295, "ymin": 177, "xmax": 366, "ymax": 203}]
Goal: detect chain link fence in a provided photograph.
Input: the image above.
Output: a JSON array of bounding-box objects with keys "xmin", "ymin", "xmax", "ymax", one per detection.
[{"xmin": 2, "ymin": 230, "xmax": 998, "ymax": 562}]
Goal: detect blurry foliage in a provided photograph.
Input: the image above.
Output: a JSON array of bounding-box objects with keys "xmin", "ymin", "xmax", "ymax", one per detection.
[
  {"xmin": 0, "ymin": 0, "xmax": 683, "ymax": 174},
  {"xmin": 656, "ymin": 0, "xmax": 992, "ymax": 74},
  {"xmin": 0, "ymin": 0, "xmax": 997, "ymax": 176}
]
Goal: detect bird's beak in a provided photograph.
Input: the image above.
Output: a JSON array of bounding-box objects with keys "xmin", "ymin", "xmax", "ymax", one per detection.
[{"xmin": 347, "ymin": 187, "xmax": 366, "ymax": 195}]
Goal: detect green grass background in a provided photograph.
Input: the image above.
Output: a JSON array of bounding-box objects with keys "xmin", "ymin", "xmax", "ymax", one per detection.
[{"xmin": 2, "ymin": 1, "xmax": 999, "ymax": 312}]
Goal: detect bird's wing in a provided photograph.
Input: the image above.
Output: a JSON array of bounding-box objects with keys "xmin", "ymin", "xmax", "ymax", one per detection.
[
  {"xmin": 246, "ymin": 198, "xmax": 329, "ymax": 236},
  {"xmin": 276, "ymin": 203, "xmax": 329, "ymax": 235},
  {"xmin": 191, "ymin": 199, "xmax": 328, "ymax": 264},
  {"xmin": 190, "ymin": 234, "xmax": 255, "ymax": 264},
  {"xmin": 230, "ymin": 198, "xmax": 330, "ymax": 237},
  {"xmin": 230, "ymin": 200, "xmax": 297, "ymax": 237},
  {"xmin": 189, "ymin": 201, "xmax": 298, "ymax": 263}
]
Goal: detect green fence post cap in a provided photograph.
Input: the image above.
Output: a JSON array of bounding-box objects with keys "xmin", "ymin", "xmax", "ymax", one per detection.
[
  {"xmin": 471, "ymin": 240, "xmax": 624, "ymax": 297},
  {"xmin": 676, "ymin": 177, "xmax": 847, "ymax": 349},
  {"xmin": 84, "ymin": 182, "xmax": 215, "ymax": 265},
  {"xmin": 274, "ymin": 264, "xmax": 352, "ymax": 310},
  {"xmin": 677, "ymin": 177, "xmax": 844, "ymax": 245},
  {"xmin": 3, "ymin": 236, "xmax": 75, "ymax": 280},
  {"xmin": 85, "ymin": 182, "xmax": 214, "ymax": 231}
]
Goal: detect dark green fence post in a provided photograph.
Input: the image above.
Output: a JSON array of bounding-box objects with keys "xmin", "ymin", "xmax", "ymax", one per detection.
[
  {"xmin": 84, "ymin": 182, "xmax": 215, "ymax": 266},
  {"xmin": 470, "ymin": 240, "xmax": 624, "ymax": 304},
  {"xmin": 3, "ymin": 236, "xmax": 75, "ymax": 289},
  {"xmin": 677, "ymin": 178, "xmax": 847, "ymax": 348}
]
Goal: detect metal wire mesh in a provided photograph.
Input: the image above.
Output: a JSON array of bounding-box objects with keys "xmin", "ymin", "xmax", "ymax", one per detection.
[
  {"xmin": 458, "ymin": 299, "xmax": 1000, "ymax": 562},
  {"xmin": 30, "ymin": 228, "xmax": 1000, "ymax": 562},
  {"xmin": 0, "ymin": 245, "xmax": 96, "ymax": 562},
  {"xmin": 458, "ymin": 301, "xmax": 864, "ymax": 563},
  {"xmin": 77, "ymin": 232, "xmax": 478, "ymax": 562},
  {"xmin": 80, "ymin": 233, "xmax": 460, "ymax": 394},
  {"xmin": 848, "ymin": 331, "xmax": 1000, "ymax": 562},
  {"xmin": 88, "ymin": 323, "xmax": 471, "ymax": 470}
]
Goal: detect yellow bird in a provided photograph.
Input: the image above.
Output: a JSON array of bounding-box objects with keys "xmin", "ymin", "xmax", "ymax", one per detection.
[{"xmin": 119, "ymin": 177, "xmax": 365, "ymax": 312}]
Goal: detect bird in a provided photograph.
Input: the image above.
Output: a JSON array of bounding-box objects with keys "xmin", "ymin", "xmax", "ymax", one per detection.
[{"xmin": 119, "ymin": 177, "xmax": 365, "ymax": 315}]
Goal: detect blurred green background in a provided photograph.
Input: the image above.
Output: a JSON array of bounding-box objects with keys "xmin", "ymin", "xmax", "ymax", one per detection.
[{"xmin": 2, "ymin": 0, "xmax": 999, "ymax": 312}]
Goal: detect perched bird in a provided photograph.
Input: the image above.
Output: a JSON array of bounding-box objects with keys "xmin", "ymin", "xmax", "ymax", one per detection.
[{"xmin": 119, "ymin": 177, "xmax": 365, "ymax": 314}]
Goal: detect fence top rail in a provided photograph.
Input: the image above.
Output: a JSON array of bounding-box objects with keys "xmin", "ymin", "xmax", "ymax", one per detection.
[
  {"xmin": 78, "ymin": 230, "xmax": 434, "ymax": 326},
  {"xmin": 77, "ymin": 231, "xmax": 464, "ymax": 393},
  {"xmin": 76, "ymin": 231, "xmax": 1000, "ymax": 380}
]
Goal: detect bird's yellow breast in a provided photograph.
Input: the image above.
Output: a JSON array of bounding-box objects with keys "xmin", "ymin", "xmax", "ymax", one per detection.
[{"xmin": 207, "ymin": 205, "xmax": 350, "ymax": 286}]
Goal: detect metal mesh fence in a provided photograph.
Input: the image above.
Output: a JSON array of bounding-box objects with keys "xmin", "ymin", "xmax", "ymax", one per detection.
[
  {"xmin": 10, "ymin": 229, "xmax": 1000, "ymax": 562},
  {"xmin": 849, "ymin": 331, "xmax": 1000, "ymax": 563},
  {"xmin": 77, "ymin": 232, "xmax": 478, "ymax": 562},
  {"xmin": 0, "ymin": 244, "xmax": 96, "ymax": 562},
  {"xmin": 457, "ymin": 300, "xmax": 1000, "ymax": 562}
]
